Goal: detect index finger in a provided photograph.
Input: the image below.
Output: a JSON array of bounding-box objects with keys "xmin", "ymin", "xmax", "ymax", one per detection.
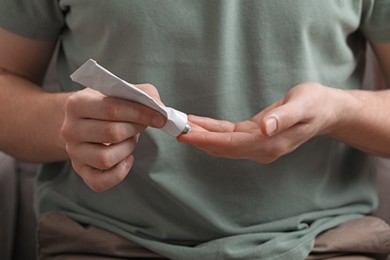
[
  {"xmin": 187, "ymin": 115, "xmax": 236, "ymax": 132},
  {"xmin": 178, "ymin": 129, "xmax": 255, "ymax": 149},
  {"xmin": 66, "ymin": 90, "xmax": 166, "ymax": 128}
]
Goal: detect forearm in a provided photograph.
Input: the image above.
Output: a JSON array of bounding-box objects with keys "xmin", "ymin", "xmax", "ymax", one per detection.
[
  {"xmin": 329, "ymin": 88, "xmax": 390, "ymax": 157},
  {"xmin": 0, "ymin": 72, "xmax": 71, "ymax": 162}
]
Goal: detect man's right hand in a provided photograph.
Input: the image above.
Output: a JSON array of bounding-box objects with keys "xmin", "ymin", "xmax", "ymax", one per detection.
[{"xmin": 61, "ymin": 84, "xmax": 166, "ymax": 192}]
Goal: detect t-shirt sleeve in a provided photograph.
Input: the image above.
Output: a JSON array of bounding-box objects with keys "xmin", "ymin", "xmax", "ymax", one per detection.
[
  {"xmin": 360, "ymin": 0, "xmax": 390, "ymax": 43},
  {"xmin": 0, "ymin": 0, "xmax": 65, "ymax": 41}
]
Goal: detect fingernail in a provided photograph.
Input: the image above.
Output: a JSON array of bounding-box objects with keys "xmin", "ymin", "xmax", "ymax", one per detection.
[
  {"xmin": 152, "ymin": 116, "xmax": 165, "ymax": 128},
  {"xmin": 266, "ymin": 117, "xmax": 278, "ymax": 136}
]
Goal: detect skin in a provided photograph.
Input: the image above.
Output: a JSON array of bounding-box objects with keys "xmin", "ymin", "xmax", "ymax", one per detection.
[
  {"xmin": 0, "ymin": 27, "xmax": 166, "ymax": 192},
  {"xmin": 61, "ymin": 86, "xmax": 166, "ymax": 191},
  {"xmin": 1, "ymin": 26, "xmax": 390, "ymax": 192},
  {"xmin": 178, "ymin": 44, "xmax": 390, "ymax": 161}
]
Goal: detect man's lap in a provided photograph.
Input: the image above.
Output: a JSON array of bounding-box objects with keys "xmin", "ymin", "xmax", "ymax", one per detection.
[{"xmin": 37, "ymin": 212, "xmax": 390, "ymax": 260}]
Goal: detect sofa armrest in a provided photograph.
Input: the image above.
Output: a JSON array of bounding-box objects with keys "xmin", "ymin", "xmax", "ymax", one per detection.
[
  {"xmin": 0, "ymin": 152, "xmax": 39, "ymax": 260},
  {"xmin": 373, "ymin": 157, "xmax": 390, "ymax": 225},
  {"xmin": 0, "ymin": 152, "xmax": 18, "ymax": 260}
]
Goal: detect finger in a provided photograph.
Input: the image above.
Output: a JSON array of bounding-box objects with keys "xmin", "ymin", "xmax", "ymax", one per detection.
[
  {"xmin": 180, "ymin": 130, "xmax": 263, "ymax": 159},
  {"xmin": 136, "ymin": 83, "xmax": 164, "ymax": 106},
  {"xmin": 179, "ymin": 116, "xmax": 259, "ymax": 143},
  {"xmin": 259, "ymin": 122, "xmax": 314, "ymax": 161},
  {"xmin": 66, "ymin": 90, "xmax": 166, "ymax": 128},
  {"xmin": 261, "ymin": 100, "xmax": 308, "ymax": 137},
  {"xmin": 62, "ymin": 118, "xmax": 146, "ymax": 144},
  {"xmin": 66, "ymin": 137, "xmax": 137, "ymax": 171},
  {"xmin": 187, "ymin": 115, "xmax": 236, "ymax": 132},
  {"xmin": 252, "ymin": 99, "xmax": 284, "ymax": 123},
  {"xmin": 72, "ymin": 154, "xmax": 134, "ymax": 192},
  {"xmin": 178, "ymin": 130, "xmax": 254, "ymax": 149},
  {"xmin": 196, "ymin": 123, "xmax": 311, "ymax": 162},
  {"xmin": 178, "ymin": 118, "xmax": 259, "ymax": 144},
  {"xmin": 233, "ymin": 120, "xmax": 260, "ymax": 132}
]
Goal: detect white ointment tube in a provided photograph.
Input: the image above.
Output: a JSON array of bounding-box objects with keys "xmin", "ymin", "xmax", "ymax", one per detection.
[{"xmin": 70, "ymin": 59, "xmax": 190, "ymax": 137}]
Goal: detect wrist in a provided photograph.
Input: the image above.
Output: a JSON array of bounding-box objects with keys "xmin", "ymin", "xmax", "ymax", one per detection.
[{"xmin": 322, "ymin": 88, "xmax": 363, "ymax": 138}]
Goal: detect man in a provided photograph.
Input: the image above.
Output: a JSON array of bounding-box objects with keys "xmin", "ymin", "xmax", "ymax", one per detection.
[{"xmin": 0, "ymin": 1, "xmax": 390, "ymax": 259}]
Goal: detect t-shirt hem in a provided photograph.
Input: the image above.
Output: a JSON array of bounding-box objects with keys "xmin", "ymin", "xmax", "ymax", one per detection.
[{"xmin": 269, "ymin": 238, "xmax": 315, "ymax": 260}]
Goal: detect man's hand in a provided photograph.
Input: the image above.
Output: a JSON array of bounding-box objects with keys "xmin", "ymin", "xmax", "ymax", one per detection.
[
  {"xmin": 178, "ymin": 82, "xmax": 345, "ymax": 163},
  {"xmin": 61, "ymin": 84, "xmax": 166, "ymax": 192}
]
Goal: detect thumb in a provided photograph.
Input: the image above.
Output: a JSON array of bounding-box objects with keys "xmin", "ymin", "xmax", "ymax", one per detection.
[
  {"xmin": 261, "ymin": 101, "xmax": 306, "ymax": 137},
  {"xmin": 136, "ymin": 83, "xmax": 165, "ymax": 106}
]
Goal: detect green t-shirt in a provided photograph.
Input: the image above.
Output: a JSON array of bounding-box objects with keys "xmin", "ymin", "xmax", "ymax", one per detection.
[{"xmin": 1, "ymin": 1, "xmax": 390, "ymax": 259}]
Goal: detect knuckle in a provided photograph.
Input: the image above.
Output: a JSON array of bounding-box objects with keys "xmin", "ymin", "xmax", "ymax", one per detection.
[
  {"xmin": 64, "ymin": 142, "xmax": 74, "ymax": 155},
  {"xmin": 65, "ymin": 94, "xmax": 80, "ymax": 114},
  {"xmin": 113, "ymin": 170, "xmax": 127, "ymax": 184},
  {"xmin": 60, "ymin": 123, "xmax": 71, "ymax": 140},
  {"xmin": 70, "ymin": 160, "xmax": 83, "ymax": 174},
  {"xmin": 88, "ymin": 181, "xmax": 106, "ymax": 193},
  {"xmin": 126, "ymin": 138, "xmax": 138, "ymax": 152},
  {"xmin": 97, "ymin": 152, "xmax": 115, "ymax": 170},
  {"xmin": 104, "ymin": 123, "xmax": 125, "ymax": 143},
  {"xmin": 60, "ymin": 122, "xmax": 75, "ymax": 141},
  {"xmin": 134, "ymin": 108, "xmax": 157, "ymax": 127},
  {"xmin": 91, "ymin": 169, "xmax": 127, "ymax": 193},
  {"xmin": 103, "ymin": 100, "xmax": 121, "ymax": 120},
  {"xmin": 286, "ymin": 113, "xmax": 294, "ymax": 128},
  {"xmin": 137, "ymin": 83, "xmax": 161, "ymax": 103},
  {"xmin": 85, "ymin": 170, "xmax": 110, "ymax": 192},
  {"xmin": 133, "ymin": 109, "xmax": 147, "ymax": 124},
  {"xmin": 71, "ymin": 162, "xmax": 109, "ymax": 192}
]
